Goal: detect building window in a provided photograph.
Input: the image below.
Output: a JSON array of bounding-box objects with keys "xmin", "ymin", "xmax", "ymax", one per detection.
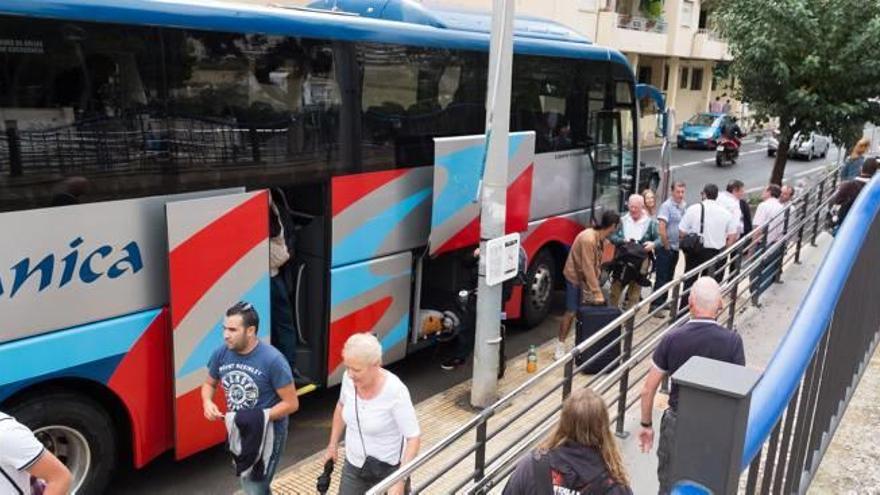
[
  {"xmin": 680, "ymin": 67, "xmax": 689, "ymax": 89},
  {"xmin": 681, "ymin": 0, "xmax": 694, "ymax": 27},
  {"xmin": 663, "ymin": 65, "xmax": 669, "ymax": 90},
  {"xmin": 691, "ymin": 68, "xmax": 704, "ymax": 91},
  {"xmin": 638, "ymin": 66, "xmax": 652, "ymax": 85}
]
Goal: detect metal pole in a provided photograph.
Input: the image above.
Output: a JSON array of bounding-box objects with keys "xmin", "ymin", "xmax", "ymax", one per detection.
[
  {"xmin": 615, "ymin": 316, "xmax": 635, "ymax": 438},
  {"xmin": 471, "ymin": 0, "xmax": 515, "ymax": 408}
]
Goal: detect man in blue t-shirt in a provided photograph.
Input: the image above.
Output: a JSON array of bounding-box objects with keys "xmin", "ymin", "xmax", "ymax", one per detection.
[
  {"xmin": 202, "ymin": 301, "xmax": 298, "ymax": 495},
  {"xmin": 650, "ymin": 181, "xmax": 687, "ymax": 313},
  {"xmin": 638, "ymin": 277, "xmax": 745, "ymax": 494}
]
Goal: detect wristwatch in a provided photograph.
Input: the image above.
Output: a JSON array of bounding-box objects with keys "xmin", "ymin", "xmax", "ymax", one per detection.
[{"xmin": 640, "ymin": 420, "xmax": 653, "ymax": 428}]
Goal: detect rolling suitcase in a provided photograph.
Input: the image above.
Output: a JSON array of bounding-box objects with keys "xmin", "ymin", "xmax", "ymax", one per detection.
[{"xmin": 575, "ymin": 305, "xmax": 622, "ymax": 374}]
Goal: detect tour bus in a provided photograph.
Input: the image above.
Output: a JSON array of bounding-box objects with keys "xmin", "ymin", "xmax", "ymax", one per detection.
[{"xmin": 0, "ymin": 0, "xmax": 656, "ymax": 491}]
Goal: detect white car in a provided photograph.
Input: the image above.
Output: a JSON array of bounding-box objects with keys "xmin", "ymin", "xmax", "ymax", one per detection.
[{"xmin": 767, "ymin": 131, "xmax": 832, "ymax": 160}]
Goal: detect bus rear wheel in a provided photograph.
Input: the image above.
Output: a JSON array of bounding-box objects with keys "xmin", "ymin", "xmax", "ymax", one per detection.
[
  {"xmin": 522, "ymin": 249, "xmax": 556, "ymax": 328},
  {"xmin": 9, "ymin": 391, "xmax": 117, "ymax": 495}
]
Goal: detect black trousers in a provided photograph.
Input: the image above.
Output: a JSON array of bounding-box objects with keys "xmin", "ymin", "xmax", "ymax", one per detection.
[{"xmin": 680, "ymin": 247, "xmax": 721, "ymax": 310}]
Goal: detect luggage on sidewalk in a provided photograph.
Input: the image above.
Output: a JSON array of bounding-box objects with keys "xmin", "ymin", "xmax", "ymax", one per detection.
[{"xmin": 575, "ymin": 305, "xmax": 622, "ymax": 374}]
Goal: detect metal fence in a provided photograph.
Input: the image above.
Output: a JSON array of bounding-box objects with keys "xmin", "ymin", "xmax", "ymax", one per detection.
[
  {"xmin": 368, "ymin": 168, "xmax": 840, "ymax": 494},
  {"xmin": 669, "ymin": 174, "xmax": 880, "ymax": 494}
]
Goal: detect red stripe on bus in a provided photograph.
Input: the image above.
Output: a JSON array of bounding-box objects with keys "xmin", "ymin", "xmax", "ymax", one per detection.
[
  {"xmin": 331, "ymin": 169, "xmax": 410, "ymax": 217},
  {"xmin": 169, "ymin": 191, "xmax": 268, "ymax": 329},
  {"xmin": 327, "ymin": 296, "xmax": 393, "ymax": 374}
]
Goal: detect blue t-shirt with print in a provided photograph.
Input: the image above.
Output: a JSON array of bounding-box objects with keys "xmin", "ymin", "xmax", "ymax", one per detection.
[{"xmin": 208, "ymin": 342, "xmax": 293, "ymax": 414}]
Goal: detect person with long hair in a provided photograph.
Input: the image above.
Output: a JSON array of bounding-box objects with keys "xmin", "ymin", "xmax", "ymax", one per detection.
[
  {"xmin": 503, "ymin": 388, "xmax": 632, "ymax": 494},
  {"xmin": 841, "ymin": 137, "xmax": 871, "ymax": 181},
  {"xmin": 642, "ymin": 188, "xmax": 658, "ymax": 218}
]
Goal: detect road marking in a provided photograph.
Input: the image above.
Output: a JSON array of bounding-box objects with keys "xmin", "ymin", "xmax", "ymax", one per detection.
[
  {"xmin": 744, "ymin": 165, "xmax": 829, "ymax": 194},
  {"xmin": 670, "ymin": 148, "xmax": 766, "ymax": 170}
]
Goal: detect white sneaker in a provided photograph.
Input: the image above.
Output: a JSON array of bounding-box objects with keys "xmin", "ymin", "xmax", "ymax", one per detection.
[{"xmin": 554, "ymin": 341, "xmax": 567, "ymax": 360}]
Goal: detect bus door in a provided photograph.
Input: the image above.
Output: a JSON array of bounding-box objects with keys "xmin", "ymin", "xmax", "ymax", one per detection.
[
  {"xmin": 164, "ymin": 190, "xmax": 270, "ymax": 459},
  {"xmin": 591, "ymin": 110, "xmax": 624, "ymax": 216}
]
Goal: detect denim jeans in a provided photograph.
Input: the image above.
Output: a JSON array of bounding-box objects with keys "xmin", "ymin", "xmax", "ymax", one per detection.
[
  {"xmin": 651, "ymin": 247, "xmax": 679, "ymax": 310},
  {"xmin": 240, "ymin": 418, "xmax": 288, "ymax": 495},
  {"xmin": 270, "ymin": 274, "xmax": 297, "ymax": 364}
]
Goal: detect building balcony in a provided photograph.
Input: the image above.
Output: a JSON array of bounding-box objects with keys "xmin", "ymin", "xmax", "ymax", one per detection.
[
  {"xmin": 617, "ymin": 14, "xmax": 668, "ymax": 34},
  {"xmin": 692, "ymin": 28, "xmax": 730, "ymax": 60},
  {"xmin": 597, "ymin": 11, "xmax": 668, "ymax": 56}
]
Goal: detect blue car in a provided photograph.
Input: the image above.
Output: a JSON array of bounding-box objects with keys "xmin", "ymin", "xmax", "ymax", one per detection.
[{"xmin": 677, "ymin": 113, "xmax": 733, "ymax": 149}]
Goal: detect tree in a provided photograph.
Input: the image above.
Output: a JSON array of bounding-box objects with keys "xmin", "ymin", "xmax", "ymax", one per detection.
[{"xmin": 715, "ymin": 0, "xmax": 880, "ymax": 185}]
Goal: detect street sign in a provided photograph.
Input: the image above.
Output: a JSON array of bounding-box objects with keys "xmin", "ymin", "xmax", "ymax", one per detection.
[{"xmin": 485, "ymin": 232, "xmax": 520, "ymax": 286}]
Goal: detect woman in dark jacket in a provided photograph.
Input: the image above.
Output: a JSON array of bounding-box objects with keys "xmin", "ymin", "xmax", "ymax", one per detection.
[{"xmin": 503, "ymin": 388, "xmax": 633, "ymax": 495}]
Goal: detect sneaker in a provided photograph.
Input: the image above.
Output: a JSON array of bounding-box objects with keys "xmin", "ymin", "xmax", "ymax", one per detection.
[
  {"xmin": 440, "ymin": 357, "xmax": 466, "ymax": 371},
  {"xmin": 554, "ymin": 341, "xmax": 567, "ymax": 360}
]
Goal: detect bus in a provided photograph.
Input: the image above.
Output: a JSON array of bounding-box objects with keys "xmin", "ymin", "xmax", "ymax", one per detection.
[{"xmin": 0, "ymin": 0, "xmax": 654, "ymax": 491}]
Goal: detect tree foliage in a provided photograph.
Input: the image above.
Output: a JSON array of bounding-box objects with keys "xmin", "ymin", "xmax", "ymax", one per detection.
[{"xmin": 715, "ymin": 0, "xmax": 880, "ymax": 184}]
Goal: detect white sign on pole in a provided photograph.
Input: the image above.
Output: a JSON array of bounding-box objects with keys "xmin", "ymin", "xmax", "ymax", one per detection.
[{"xmin": 485, "ymin": 232, "xmax": 521, "ymax": 286}]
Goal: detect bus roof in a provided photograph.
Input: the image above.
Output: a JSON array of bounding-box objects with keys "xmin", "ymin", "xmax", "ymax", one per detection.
[
  {"xmin": 305, "ymin": 0, "xmax": 592, "ymax": 44},
  {"xmin": 0, "ymin": 0, "xmax": 630, "ymax": 71}
]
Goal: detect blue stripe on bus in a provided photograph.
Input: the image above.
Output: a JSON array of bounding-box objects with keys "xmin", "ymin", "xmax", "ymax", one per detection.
[
  {"xmin": 176, "ymin": 273, "xmax": 272, "ymax": 379},
  {"xmin": 0, "ymin": 309, "xmax": 160, "ymax": 389},
  {"xmin": 0, "ymin": 0, "xmax": 630, "ymax": 69},
  {"xmin": 332, "ymin": 188, "xmax": 431, "ymax": 267}
]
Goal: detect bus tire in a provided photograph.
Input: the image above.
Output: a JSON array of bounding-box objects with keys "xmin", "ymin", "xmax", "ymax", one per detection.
[
  {"xmin": 522, "ymin": 249, "xmax": 556, "ymax": 328},
  {"xmin": 9, "ymin": 391, "xmax": 117, "ymax": 495}
]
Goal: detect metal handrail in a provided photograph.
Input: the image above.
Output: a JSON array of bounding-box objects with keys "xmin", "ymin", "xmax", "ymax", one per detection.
[{"xmin": 368, "ymin": 168, "xmax": 839, "ymax": 494}]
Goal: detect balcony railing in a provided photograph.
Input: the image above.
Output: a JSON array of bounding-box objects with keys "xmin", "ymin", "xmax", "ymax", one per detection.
[
  {"xmin": 617, "ymin": 14, "xmax": 668, "ymax": 34},
  {"xmin": 697, "ymin": 27, "xmax": 724, "ymax": 42}
]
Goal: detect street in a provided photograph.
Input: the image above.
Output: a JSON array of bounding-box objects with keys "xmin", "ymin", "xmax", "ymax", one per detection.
[
  {"xmin": 641, "ymin": 138, "xmax": 839, "ymax": 203},
  {"xmin": 108, "ymin": 144, "xmax": 833, "ymax": 494}
]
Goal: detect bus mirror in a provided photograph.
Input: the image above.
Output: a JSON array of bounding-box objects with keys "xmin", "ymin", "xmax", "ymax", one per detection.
[{"xmin": 654, "ymin": 113, "xmax": 664, "ymax": 138}]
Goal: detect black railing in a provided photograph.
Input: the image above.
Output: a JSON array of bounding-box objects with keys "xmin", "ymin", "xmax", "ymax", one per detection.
[{"xmin": 368, "ymin": 168, "xmax": 840, "ymax": 494}]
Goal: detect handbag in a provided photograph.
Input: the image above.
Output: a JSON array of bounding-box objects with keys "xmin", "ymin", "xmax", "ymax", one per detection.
[
  {"xmin": 354, "ymin": 388, "xmax": 402, "ymax": 483},
  {"xmin": 679, "ymin": 202, "xmax": 704, "ymax": 255}
]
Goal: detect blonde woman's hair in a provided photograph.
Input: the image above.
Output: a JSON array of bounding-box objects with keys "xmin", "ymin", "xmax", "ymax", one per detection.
[
  {"xmin": 851, "ymin": 137, "xmax": 871, "ymax": 159},
  {"xmin": 641, "ymin": 188, "xmax": 657, "ymax": 215},
  {"xmin": 540, "ymin": 388, "xmax": 630, "ymax": 486},
  {"xmin": 342, "ymin": 333, "xmax": 383, "ymax": 367}
]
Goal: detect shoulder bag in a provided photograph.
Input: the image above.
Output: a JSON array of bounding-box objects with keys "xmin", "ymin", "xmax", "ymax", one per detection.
[{"xmin": 679, "ymin": 203, "xmax": 704, "ymax": 255}]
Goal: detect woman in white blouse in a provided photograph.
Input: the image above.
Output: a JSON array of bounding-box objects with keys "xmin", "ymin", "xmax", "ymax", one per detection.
[{"xmin": 324, "ymin": 333, "xmax": 421, "ymax": 494}]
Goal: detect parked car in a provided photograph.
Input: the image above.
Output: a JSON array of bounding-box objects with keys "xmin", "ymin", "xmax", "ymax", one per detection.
[
  {"xmin": 677, "ymin": 113, "xmax": 734, "ymax": 149},
  {"xmin": 767, "ymin": 130, "xmax": 831, "ymax": 160}
]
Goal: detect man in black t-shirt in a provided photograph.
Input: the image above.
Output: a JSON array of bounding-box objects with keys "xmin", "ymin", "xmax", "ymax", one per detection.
[{"xmin": 638, "ymin": 277, "xmax": 745, "ymax": 494}]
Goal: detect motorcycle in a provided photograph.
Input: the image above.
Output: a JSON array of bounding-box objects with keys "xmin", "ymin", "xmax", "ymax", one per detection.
[{"xmin": 715, "ymin": 135, "xmax": 741, "ymax": 167}]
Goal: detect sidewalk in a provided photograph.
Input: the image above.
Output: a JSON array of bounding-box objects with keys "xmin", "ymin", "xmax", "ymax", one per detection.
[
  {"xmin": 809, "ymin": 330, "xmax": 880, "ymax": 493},
  {"xmin": 267, "ymin": 233, "xmax": 833, "ymax": 494}
]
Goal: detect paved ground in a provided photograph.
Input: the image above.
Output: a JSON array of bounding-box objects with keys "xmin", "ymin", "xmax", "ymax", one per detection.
[
  {"xmin": 108, "ymin": 144, "xmax": 837, "ymax": 494},
  {"xmin": 810, "ymin": 335, "xmax": 880, "ymax": 493},
  {"xmin": 268, "ymin": 233, "xmax": 835, "ymax": 494}
]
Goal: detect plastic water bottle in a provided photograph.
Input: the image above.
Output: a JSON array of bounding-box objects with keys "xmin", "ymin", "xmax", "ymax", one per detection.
[{"xmin": 526, "ymin": 345, "xmax": 538, "ymax": 373}]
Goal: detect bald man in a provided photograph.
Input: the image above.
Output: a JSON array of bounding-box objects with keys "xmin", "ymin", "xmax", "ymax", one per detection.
[{"xmin": 639, "ymin": 277, "xmax": 745, "ymax": 494}]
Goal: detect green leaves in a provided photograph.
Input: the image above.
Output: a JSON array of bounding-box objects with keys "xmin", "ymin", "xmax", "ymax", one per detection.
[{"xmin": 716, "ymin": 0, "xmax": 880, "ymax": 182}]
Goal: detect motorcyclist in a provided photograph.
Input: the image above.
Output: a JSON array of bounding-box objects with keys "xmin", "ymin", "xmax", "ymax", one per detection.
[{"xmin": 721, "ymin": 117, "xmax": 744, "ymax": 148}]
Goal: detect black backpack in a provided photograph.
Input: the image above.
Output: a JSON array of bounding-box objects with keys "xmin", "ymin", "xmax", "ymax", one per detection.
[{"xmin": 531, "ymin": 453, "xmax": 622, "ymax": 495}]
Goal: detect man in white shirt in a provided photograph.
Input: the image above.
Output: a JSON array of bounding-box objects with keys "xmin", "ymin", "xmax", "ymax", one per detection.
[
  {"xmin": 717, "ymin": 180, "xmax": 745, "ymax": 238},
  {"xmin": 679, "ymin": 183, "xmax": 738, "ymax": 294},
  {"xmin": 751, "ymin": 184, "xmax": 787, "ymax": 303},
  {"xmin": 0, "ymin": 412, "xmax": 72, "ymax": 495}
]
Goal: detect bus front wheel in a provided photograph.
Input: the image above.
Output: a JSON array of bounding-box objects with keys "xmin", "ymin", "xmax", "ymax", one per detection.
[
  {"xmin": 522, "ymin": 249, "xmax": 556, "ymax": 328},
  {"xmin": 9, "ymin": 391, "xmax": 118, "ymax": 495}
]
